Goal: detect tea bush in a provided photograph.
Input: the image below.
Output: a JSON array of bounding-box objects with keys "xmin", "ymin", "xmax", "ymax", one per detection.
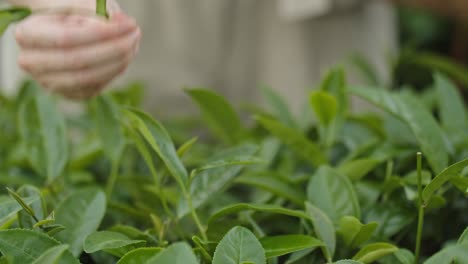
[{"xmin": 0, "ymin": 2, "xmax": 467, "ymax": 263}]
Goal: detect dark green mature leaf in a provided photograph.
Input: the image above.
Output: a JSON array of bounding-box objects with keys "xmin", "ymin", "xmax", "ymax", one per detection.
[
  {"xmin": 0, "ymin": 7, "xmax": 31, "ymax": 36},
  {"xmin": 422, "ymin": 158, "xmax": 468, "ymax": 204},
  {"xmin": 177, "ymin": 144, "xmax": 258, "ymax": 218},
  {"xmin": 334, "ymin": 260, "xmax": 364, "ymax": 264},
  {"xmin": 338, "ymin": 159, "xmax": 380, "ymax": 181},
  {"xmin": 147, "ymin": 242, "xmax": 198, "ymax": 264},
  {"xmin": 434, "ymin": 73, "xmax": 468, "ymax": 134},
  {"xmin": 260, "ymin": 235, "xmax": 323, "ymax": 258},
  {"xmin": 18, "ymin": 91, "xmax": 68, "ymax": 183},
  {"xmin": 117, "ymin": 248, "xmax": 163, "ymax": 264},
  {"xmin": 365, "ymin": 204, "xmax": 413, "ymax": 238},
  {"xmin": 349, "ymin": 86, "xmax": 448, "ymax": 173},
  {"xmin": 256, "ymin": 116, "xmax": 327, "ymax": 167},
  {"xmin": 186, "ymin": 89, "xmax": 245, "ymax": 144},
  {"xmin": 208, "ymin": 203, "xmax": 310, "ymax": 228},
  {"xmin": 54, "ymin": 188, "xmax": 106, "ymax": 257},
  {"xmin": 0, "ymin": 229, "xmax": 78, "ymax": 264},
  {"xmin": 235, "ymin": 174, "xmax": 306, "ymax": 206},
  {"xmin": 338, "ymin": 216, "xmax": 378, "ymax": 249},
  {"xmin": 262, "ymin": 87, "xmax": 297, "ymax": 128},
  {"xmin": 32, "ymin": 245, "xmax": 71, "ymax": 264},
  {"xmin": 423, "ymin": 242, "xmax": 468, "ymax": 264},
  {"xmin": 352, "ymin": 243, "xmax": 398, "ymax": 264},
  {"xmin": 307, "ymin": 166, "xmax": 360, "ymax": 223},
  {"xmin": 212, "ymin": 226, "xmax": 266, "ymax": 264},
  {"xmin": 84, "ymin": 231, "xmax": 146, "ymax": 256},
  {"xmin": 0, "ymin": 196, "xmax": 38, "ymax": 226},
  {"xmin": 90, "ymin": 95, "xmax": 125, "ymax": 162},
  {"xmin": 310, "ymin": 91, "xmax": 338, "ymax": 127},
  {"xmin": 125, "ymin": 109, "xmax": 188, "ymax": 191},
  {"xmin": 305, "ymin": 202, "xmax": 336, "ymax": 262}
]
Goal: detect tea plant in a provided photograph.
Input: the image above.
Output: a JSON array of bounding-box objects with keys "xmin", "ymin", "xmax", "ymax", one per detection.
[{"xmin": 0, "ymin": 1, "xmax": 467, "ymax": 264}]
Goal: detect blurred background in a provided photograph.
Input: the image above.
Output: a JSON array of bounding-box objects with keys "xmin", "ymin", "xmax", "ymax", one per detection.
[{"xmin": 1, "ymin": 0, "xmax": 467, "ymax": 115}]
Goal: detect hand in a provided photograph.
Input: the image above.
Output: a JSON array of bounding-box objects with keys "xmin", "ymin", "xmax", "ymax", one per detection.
[{"xmin": 15, "ymin": 0, "xmax": 141, "ymax": 99}]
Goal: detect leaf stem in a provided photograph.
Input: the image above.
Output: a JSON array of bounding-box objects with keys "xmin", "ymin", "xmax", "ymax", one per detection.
[
  {"xmin": 96, "ymin": 0, "xmax": 108, "ymax": 18},
  {"xmin": 414, "ymin": 152, "xmax": 425, "ymax": 264},
  {"xmin": 105, "ymin": 158, "xmax": 120, "ymax": 199}
]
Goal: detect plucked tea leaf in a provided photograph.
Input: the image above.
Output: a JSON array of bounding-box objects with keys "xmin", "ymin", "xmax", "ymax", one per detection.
[
  {"xmin": 256, "ymin": 116, "xmax": 326, "ymax": 167},
  {"xmin": 349, "ymin": 85, "xmax": 448, "ymax": 173},
  {"xmin": 186, "ymin": 89, "xmax": 245, "ymax": 144},
  {"xmin": 0, "ymin": 7, "xmax": 31, "ymax": 36},
  {"xmin": 422, "ymin": 158, "xmax": 468, "ymax": 204},
  {"xmin": 125, "ymin": 109, "xmax": 188, "ymax": 191},
  {"xmin": 352, "ymin": 243, "xmax": 398, "ymax": 264},
  {"xmin": 84, "ymin": 231, "xmax": 146, "ymax": 256},
  {"xmin": 305, "ymin": 202, "xmax": 336, "ymax": 261},
  {"xmin": 90, "ymin": 95, "xmax": 125, "ymax": 162},
  {"xmin": 307, "ymin": 166, "xmax": 360, "ymax": 223},
  {"xmin": 0, "ymin": 229, "xmax": 78, "ymax": 264},
  {"xmin": 260, "ymin": 235, "xmax": 323, "ymax": 258},
  {"xmin": 96, "ymin": 0, "xmax": 108, "ymax": 17},
  {"xmin": 212, "ymin": 226, "xmax": 266, "ymax": 264},
  {"xmin": 54, "ymin": 188, "xmax": 106, "ymax": 257},
  {"xmin": 117, "ymin": 248, "xmax": 163, "ymax": 264},
  {"xmin": 147, "ymin": 242, "xmax": 198, "ymax": 264},
  {"xmin": 32, "ymin": 245, "xmax": 71, "ymax": 264}
]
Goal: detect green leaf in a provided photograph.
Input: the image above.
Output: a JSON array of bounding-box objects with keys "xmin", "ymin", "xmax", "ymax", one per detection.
[
  {"xmin": 307, "ymin": 166, "xmax": 360, "ymax": 223},
  {"xmin": 212, "ymin": 226, "xmax": 266, "ymax": 264},
  {"xmin": 96, "ymin": 0, "xmax": 108, "ymax": 17},
  {"xmin": 434, "ymin": 73, "xmax": 468, "ymax": 135},
  {"xmin": 422, "ymin": 158, "xmax": 468, "ymax": 204},
  {"xmin": 261, "ymin": 86, "xmax": 297, "ymax": 128},
  {"xmin": 348, "ymin": 53, "xmax": 380, "ymax": 86},
  {"xmin": 260, "ymin": 235, "xmax": 323, "ymax": 258},
  {"xmin": 352, "ymin": 243, "xmax": 398, "ymax": 264},
  {"xmin": 90, "ymin": 95, "xmax": 125, "ymax": 162},
  {"xmin": 148, "ymin": 242, "xmax": 198, "ymax": 264},
  {"xmin": 186, "ymin": 89, "xmax": 245, "ymax": 143},
  {"xmin": 320, "ymin": 67, "xmax": 348, "ymax": 113},
  {"xmin": 208, "ymin": 203, "xmax": 310, "ymax": 229},
  {"xmin": 310, "ymin": 91, "xmax": 338, "ymax": 127},
  {"xmin": 16, "ymin": 185, "xmax": 46, "ymax": 229},
  {"xmin": 125, "ymin": 109, "xmax": 188, "ymax": 191},
  {"xmin": 177, "ymin": 144, "xmax": 258, "ymax": 218},
  {"xmin": 53, "ymin": 188, "xmax": 106, "ymax": 257},
  {"xmin": 458, "ymin": 227, "xmax": 468, "ymax": 244},
  {"xmin": 84, "ymin": 231, "xmax": 146, "ymax": 257},
  {"xmin": 0, "ymin": 229, "xmax": 78, "ymax": 264},
  {"xmin": 305, "ymin": 202, "xmax": 336, "ymax": 262},
  {"xmin": 424, "ymin": 242, "xmax": 468, "ymax": 264},
  {"xmin": 349, "ymin": 86, "xmax": 448, "ymax": 173},
  {"xmin": 18, "ymin": 91, "xmax": 68, "ymax": 183},
  {"xmin": 338, "ymin": 159, "xmax": 380, "ymax": 181},
  {"xmin": 192, "ymin": 157, "xmax": 263, "ymax": 179},
  {"xmin": 0, "ymin": 7, "xmax": 31, "ymax": 36},
  {"xmin": 334, "ymin": 260, "xmax": 364, "ymax": 264},
  {"xmin": 117, "ymin": 248, "xmax": 163, "ymax": 264},
  {"xmin": 387, "ymin": 249, "xmax": 415, "ymax": 264},
  {"xmin": 338, "ymin": 216, "xmax": 378, "ymax": 249},
  {"xmin": 0, "ymin": 196, "xmax": 38, "ymax": 226},
  {"xmin": 32, "ymin": 245, "xmax": 71, "ymax": 264},
  {"xmin": 177, "ymin": 137, "xmax": 198, "ymax": 157},
  {"xmin": 235, "ymin": 174, "xmax": 306, "ymax": 206},
  {"xmin": 256, "ymin": 116, "xmax": 327, "ymax": 167}
]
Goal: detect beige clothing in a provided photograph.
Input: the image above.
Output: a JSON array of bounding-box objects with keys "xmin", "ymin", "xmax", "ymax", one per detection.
[{"xmin": 0, "ymin": 0, "xmax": 397, "ymax": 115}]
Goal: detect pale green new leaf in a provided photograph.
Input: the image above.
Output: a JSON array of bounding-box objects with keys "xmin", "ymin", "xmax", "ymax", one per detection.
[
  {"xmin": 338, "ymin": 159, "xmax": 380, "ymax": 181},
  {"xmin": 0, "ymin": 196, "xmax": 38, "ymax": 226},
  {"xmin": 338, "ymin": 216, "xmax": 378, "ymax": 249},
  {"xmin": 260, "ymin": 235, "xmax": 323, "ymax": 258},
  {"xmin": 422, "ymin": 158, "xmax": 468, "ymax": 204},
  {"xmin": 84, "ymin": 231, "xmax": 146, "ymax": 256},
  {"xmin": 352, "ymin": 243, "xmax": 398, "ymax": 264},
  {"xmin": 212, "ymin": 226, "xmax": 266, "ymax": 264},
  {"xmin": 54, "ymin": 188, "xmax": 106, "ymax": 257},
  {"xmin": 310, "ymin": 91, "xmax": 338, "ymax": 127}
]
